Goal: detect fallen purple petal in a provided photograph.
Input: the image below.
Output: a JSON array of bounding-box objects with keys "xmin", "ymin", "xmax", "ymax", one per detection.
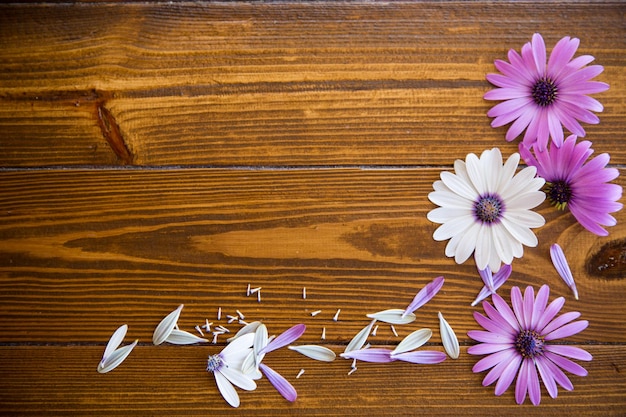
[
  {"xmin": 550, "ymin": 243, "xmax": 579, "ymax": 300},
  {"xmin": 402, "ymin": 276, "xmax": 445, "ymax": 317}
]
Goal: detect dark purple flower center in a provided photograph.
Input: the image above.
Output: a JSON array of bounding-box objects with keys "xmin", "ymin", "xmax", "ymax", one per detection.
[
  {"xmin": 546, "ymin": 180, "xmax": 573, "ymax": 210},
  {"xmin": 474, "ymin": 194, "xmax": 505, "ymax": 224},
  {"xmin": 531, "ymin": 77, "xmax": 558, "ymax": 107},
  {"xmin": 206, "ymin": 354, "xmax": 223, "ymax": 372},
  {"xmin": 515, "ymin": 329, "xmax": 545, "ymax": 358}
]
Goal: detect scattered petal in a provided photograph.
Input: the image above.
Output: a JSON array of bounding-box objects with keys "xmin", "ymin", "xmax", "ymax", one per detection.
[
  {"xmin": 340, "ymin": 348, "xmax": 395, "ymax": 363},
  {"xmin": 345, "ymin": 319, "xmax": 376, "ymax": 354},
  {"xmin": 227, "ymin": 320, "xmax": 262, "ymax": 343},
  {"xmin": 259, "ymin": 363, "xmax": 297, "ymax": 402},
  {"xmin": 153, "ymin": 304, "xmax": 184, "ymax": 345},
  {"xmin": 101, "ymin": 324, "xmax": 128, "ymax": 365},
  {"xmin": 97, "ymin": 339, "xmax": 138, "ymax": 373},
  {"xmin": 550, "ymin": 243, "xmax": 579, "ymax": 300},
  {"xmin": 471, "ymin": 265, "xmax": 512, "ymax": 306},
  {"xmin": 403, "ymin": 276, "xmax": 445, "ymax": 317},
  {"xmin": 259, "ymin": 324, "xmax": 306, "ymax": 355},
  {"xmin": 439, "ymin": 312, "xmax": 460, "ymax": 359},
  {"xmin": 391, "ymin": 328, "xmax": 432, "ymax": 355},
  {"xmin": 289, "ymin": 345, "xmax": 337, "ymax": 362},
  {"xmin": 164, "ymin": 329, "xmax": 208, "ymax": 345},
  {"xmin": 392, "ymin": 350, "xmax": 447, "ymax": 364},
  {"xmin": 367, "ymin": 309, "xmax": 416, "ymax": 325}
]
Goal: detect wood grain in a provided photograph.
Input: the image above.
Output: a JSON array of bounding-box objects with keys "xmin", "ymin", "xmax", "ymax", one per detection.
[
  {"xmin": 1, "ymin": 2, "xmax": 624, "ymax": 166},
  {"xmin": 0, "ymin": 345, "xmax": 624, "ymax": 416},
  {"xmin": 0, "ymin": 169, "xmax": 624, "ymax": 344},
  {"xmin": 1, "ymin": 1, "xmax": 625, "ymax": 415}
]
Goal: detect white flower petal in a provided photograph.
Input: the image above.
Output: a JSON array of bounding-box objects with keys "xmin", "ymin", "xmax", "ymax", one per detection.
[
  {"xmin": 428, "ymin": 190, "xmax": 474, "ymax": 210},
  {"xmin": 226, "ymin": 320, "xmax": 262, "ymax": 343},
  {"xmin": 344, "ymin": 319, "xmax": 376, "ymax": 353},
  {"xmin": 214, "ymin": 370, "xmax": 240, "ymax": 408},
  {"xmin": 152, "ymin": 304, "xmax": 183, "ymax": 345},
  {"xmin": 97, "ymin": 339, "xmax": 138, "ymax": 373},
  {"xmin": 164, "ymin": 329, "xmax": 208, "ymax": 345},
  {"xmin": 432, "ymin": 214, "xmax": 474, "ymax": 241},
  {"xmin": 391, "ymin": 328, "xmax": 432, "ymax": 355},
  {"xmin": 366, "ymin": 309, "xmax": 416, "ymax": 325},
  {"xmin": 438, "ymin": 312, "xmax": 460, "ymax": 359},
  {"xmin": 101, "ymin": 324, "xmax": 128, "ymax": 365},
  {"xmin": 440, "ymin": 171, "xmax": 478, "ymax": 201},
  {"xmin": 222, "ymin": 333, "xmax": 255, "ymax": 365},
  {"xmin": 289, "ymin": 345, "xmax": 337, "ymax": 362},
  {"xmin": 220, "ymin": 366, "xmax": 257, "ymax": 391}
]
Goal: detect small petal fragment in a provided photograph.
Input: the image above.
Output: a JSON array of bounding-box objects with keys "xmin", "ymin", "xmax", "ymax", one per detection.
[
  {"xmin": 471, "ymin": 265, "xmax": 512, "ymax": 306},
  {"xmin": 164, "ymin": 329, "xmax": 208, "ymax": 345},
  {"xmin": 289, "ymin": 345, "xmax": 337, "ymax": 362},
  {"xmin": 367, "ymin": 309, "xmax": 416, "ymax": 325},
  {"xmin": 153, "ymin": 304, "xmax": 184, "ymax": 345},
  {"xmin": 403, "ymin": 276, "xmax": 445, "ymax": 317},
  {"xmin": 439, "ymin": 312, "xmax": 460, "ymax": 359},
  {"xmin": 345, "ymin": 319, "xmax": 376, "ymax": 353},
  {"xmin": 550, "ymin": 243, "xmax": 579, "ymax": 300},
  {"xmin": 391, "ymin": 328, "xmax": 432, "ymax": 355}
]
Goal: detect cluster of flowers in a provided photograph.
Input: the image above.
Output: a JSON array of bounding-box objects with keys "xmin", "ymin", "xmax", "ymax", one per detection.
[
  {"xmin": 427, "ymin": 33, "xmax": 622, "ymax": 405},
  {"xmin": 98, "ymin": 33, "xmax": 622, "ymax": 408}
]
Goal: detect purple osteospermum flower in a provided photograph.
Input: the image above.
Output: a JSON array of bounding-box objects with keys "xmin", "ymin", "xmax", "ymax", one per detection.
[
  {"xmin": 468, "ymin": 285, "xmax": 591, "ymax": 405},
  {"xmin": 520, "ymin": 135, "xmax": 623, "ymax": 236},
  {"xmin": 485, "ymin": 33, "xmax": 609, "ymax": 151},
  {"xmin": 427, "ymin": 148, "xmax": 546, "ymax": 273}
]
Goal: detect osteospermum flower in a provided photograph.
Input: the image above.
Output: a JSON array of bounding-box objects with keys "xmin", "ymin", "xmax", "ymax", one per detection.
[
  {"xmin": 485, "ymin": 33, "xmax": 609, "ymax": 151},
  {"xmin": 206, "ymin": 332, "xmax": 257, "ymax": 408},
  {"xmin": 468, "ymin": 285, "xmax": 591, "ymax": 405},
  {"xmin": 520, "ymin": 135, "xmax": 623, "ymax": 236},
  {"xmin": 427, "ymin": 148, "xmax": 546, "ymax": 272}
]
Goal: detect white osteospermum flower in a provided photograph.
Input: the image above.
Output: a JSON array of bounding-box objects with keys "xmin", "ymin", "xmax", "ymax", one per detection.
[
  {"xmin": 206, "ymin": 332, "xmax": 257, "ymax": 408},
  {"xmin": 427, "ymin": 148, "xmax": 546, "ymax": 272}
]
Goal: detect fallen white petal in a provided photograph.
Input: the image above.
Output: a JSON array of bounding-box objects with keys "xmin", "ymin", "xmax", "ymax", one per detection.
[
  {"xmin": 214, "ymin": 370, "xmax": 240, "ymax": 408},
  {"xmin": 152, "ymin": 304, "xmax": 184, "ymax": 345},
  {"xmin": 366, "ymin": 309, "xmax": 416, "ymax": 325},
  {"xmin": 220, "ymin": 366, "xmax": 257, "ymax": 391},
  {"xmin": 227, "ymin": 320, "xmax": 262, "ymax": 343},
  {"xmin": 288, "ymin": 345, "xmax": 336, "ymax": 362},
  {"xmin": 164, "ymin": 329, "xmax": 208, "ymax": 345},
  {"xmin": 344, "ymin": 319, "xmax": 376, "ymax": 353},
  {"xmin": 438, "ymin": 312, "xmax": 460, "ymax": 359},
  {"xmin": 101, "ymin": 324, "xmax": 128, "ymax": 365},
  {"xmin": 391, "ymin": 328, "xmax": 432, "ymax": 355},
  {"xmin": 97, "ymin": 339, "xmax": 138, "ymax": 373}
]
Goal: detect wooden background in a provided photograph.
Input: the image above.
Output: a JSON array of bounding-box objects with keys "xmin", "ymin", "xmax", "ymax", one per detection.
[{"xmin": 1, "ymin": 1, "xmax": 625, "ymax": 415}]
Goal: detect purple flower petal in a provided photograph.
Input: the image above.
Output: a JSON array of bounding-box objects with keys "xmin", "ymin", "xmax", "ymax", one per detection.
[
  {"xmin": 545, "ymin": 345, "xmax": 592, "ymax": 361},
  {"xmin": 535, "ymin": 357, "xmax": 559, "ymax": 399},
  {"xmin": 544, "ymin": 351, "xmax": 588, "ymax": 377},
  {"xmin": 340, "ymin": 348, "xmax": 395, "ymax": 363},
  {"xmin": 259, "ymin": 363, "xmax": 297, "ymax": 402},
  {"xmin": 402, "ymin": 276, "xmax": 445, "ymax": 317},
  {"xmin": 494, "ymin": 354, "xmax": 522, "ymax": 395},
  {"xmin": 392, "ymin": 350, "xmax": 447, "ymax": 364},
  {"xmin": 259, "ymin": 324, "xmax": 306, "ymax": 355},
  {"xmin": 471, "ymin": 348, "xmax": 516, "ymax": 373},
  {"xmin": 550, "ymin": 243, "xmax": 579, "ymax": 299},
  {"xmin": 544, "ymin": 320, "xmax": 589, "ymax": 341}
]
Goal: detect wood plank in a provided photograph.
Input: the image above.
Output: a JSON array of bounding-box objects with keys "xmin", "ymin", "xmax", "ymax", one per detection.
[
  {"xmin": 0, "ymin": 345, "xmax": 623, "ymax": 415},
  {"xmin": 1, "ymin": 2, "xmax": 624, "ymax": 166},
  {"xmin": 1, "ymin": 169, "xmax": 624, "ymax": 344}
]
